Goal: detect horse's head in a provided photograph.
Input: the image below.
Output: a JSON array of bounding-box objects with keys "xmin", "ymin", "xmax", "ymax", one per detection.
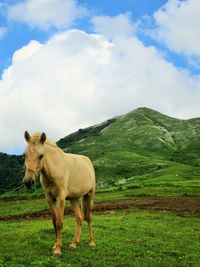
[{"xmin": 23, "ymin": 131, "xmax": 46, "ymax": 190}]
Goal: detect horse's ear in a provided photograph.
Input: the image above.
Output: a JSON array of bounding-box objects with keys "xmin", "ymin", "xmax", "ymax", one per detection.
[
  {"xmin": 40, "ymin": 132, "xmax": 46, "ymax": 144},
  {"xmin": 24, "ymin": 131, "xmax": 31, "ymax": 143}
]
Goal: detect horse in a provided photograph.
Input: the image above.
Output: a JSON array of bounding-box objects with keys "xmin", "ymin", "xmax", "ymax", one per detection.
[{"xmin": 23, "ymin": 131, "xmax": 96, "ymax": 256}]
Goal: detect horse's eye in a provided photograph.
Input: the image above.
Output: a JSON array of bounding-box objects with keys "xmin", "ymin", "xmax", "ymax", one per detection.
[{"xmin": 39, "ymin": 154, "xmax": 43, "ymax": 160}]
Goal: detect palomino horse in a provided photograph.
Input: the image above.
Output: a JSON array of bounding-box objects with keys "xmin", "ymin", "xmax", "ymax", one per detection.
[{"xmin": 23, "ymin": 131, "xmax": 96, "ymax": 256}]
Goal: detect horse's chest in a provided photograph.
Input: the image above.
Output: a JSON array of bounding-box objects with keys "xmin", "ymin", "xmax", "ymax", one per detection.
[{"xmin": 40, "ymin": 174, "xmax": 57, "ymax": 191}]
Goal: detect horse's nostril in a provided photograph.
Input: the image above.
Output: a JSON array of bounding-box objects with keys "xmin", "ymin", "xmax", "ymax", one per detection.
[{"xmin": 24, "ymin": 179, "xmax": 34, "ymax": 189}]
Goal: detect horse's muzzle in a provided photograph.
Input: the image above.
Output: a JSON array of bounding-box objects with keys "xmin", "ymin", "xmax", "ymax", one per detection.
[
  {"xmin": 24, "ymin": 179, "xmax": 34, "ymax": 190},
  {"xmin": 24, "ymin": 168, "xmax": 36, "ymax": 189}
]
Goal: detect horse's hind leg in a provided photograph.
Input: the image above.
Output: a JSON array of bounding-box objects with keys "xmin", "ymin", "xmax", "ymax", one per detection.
[
  {"xmin": 69, "ymin": 199, "xmax": 83, "ymax": 249},
  {"xmin": 83, "ymin": 189, "xmax": 95, "ymax": 248}
]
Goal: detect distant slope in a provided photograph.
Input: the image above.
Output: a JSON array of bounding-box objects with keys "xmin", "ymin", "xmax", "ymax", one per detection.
[
  {"xmin": 57, "ymin": 107, "xmax": 200, "ymax": 164},
  {"xmin": 57, "ymin": 107, "xmax": 200, "ymax": 187},
  {"xmin": 57, "ymin": 107, "xmax": 200, "ymax": 160},
  {"xmin": 0, "ymin": 153, "xmax": 23, "ymax": 193},
  {"xmin": 1, "ymin": 107, "xmax": 200, "ymax": 193}
]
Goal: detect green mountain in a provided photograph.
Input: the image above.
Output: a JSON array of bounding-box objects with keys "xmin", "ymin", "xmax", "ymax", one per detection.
[
  {"xmin": 1, "ymin": 107, "xmax": 200, "ymax": 194},
  {"xmin": 57, "ymin": 107, "xmax": 200, "ymax": 191}
]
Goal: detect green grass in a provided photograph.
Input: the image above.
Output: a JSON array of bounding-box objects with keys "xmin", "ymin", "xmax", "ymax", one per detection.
[
  {"xmin": 0, "ymin": 190, "xmax": 135, "ymax": 217},
  {"xmin": 0, "ymin": 198, "xmax": 48, "ymax": 216},
  {"xmin": 120, "ymin": 163, "xmax": 200, "ymax": 197},
  {"xmin": 1, "ymin": 179, "xmax": 200, "ymax": 217},
  {"xmin": 0, "ymin": 190, "xmax": 142, "ymax": 217},
  {"xmin": 0, "ymin": 210, "xmax": 199, "ymax": 267}
]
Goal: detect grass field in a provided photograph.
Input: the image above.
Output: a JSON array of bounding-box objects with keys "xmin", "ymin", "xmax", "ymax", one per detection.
[
  {"xmin": 0, "ymin": 179, "xmax": 199, "ymax": 267},
  {"xmin": 0, "ymin": 209, "xmax": 200, "ymax": 267},
  {"xmin": 1, "ymin": 186, "xmax": 200, "ymax": 218}
]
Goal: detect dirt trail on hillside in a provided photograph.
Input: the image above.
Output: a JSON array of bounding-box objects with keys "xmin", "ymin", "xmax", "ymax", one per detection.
[{"xmin": 0, "ymin": 197, "xmax": 199, "ymax": 221}]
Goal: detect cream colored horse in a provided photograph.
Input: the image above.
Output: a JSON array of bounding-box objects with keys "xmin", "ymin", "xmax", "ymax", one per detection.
[{"xmin": 23, "ymin": 131, "xmax": 96, "ymax": 256}]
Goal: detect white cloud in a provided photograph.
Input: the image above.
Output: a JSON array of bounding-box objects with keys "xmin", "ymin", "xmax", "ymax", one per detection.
[
  {"xmin": 7, "ymin": 0, "xmax": 88, "ymax": 29},
  {"xmin": 92, "ymin": 13, "xmax": 137, "ymax": 39},
  {"xmin": 152, "ymin": 0, "xmax": 200, "ymax": 56},
  {"xmin": 0, "ymin": 17, "xmax": 200, "ymax": 153}
]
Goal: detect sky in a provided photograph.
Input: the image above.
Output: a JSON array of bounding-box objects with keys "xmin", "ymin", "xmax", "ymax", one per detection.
[{"xmin": 0, "ymin": 0, "xmax": 200, "ymax": 154}]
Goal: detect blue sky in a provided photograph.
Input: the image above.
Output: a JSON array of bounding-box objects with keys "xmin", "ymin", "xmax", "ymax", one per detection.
[
  {"xmin": 1, "ymin": 0, "xmax": 198, "ymax": 77},
  {"xmin": 0, "ymin": 0, "xmax": 200, "ymax": 154}
]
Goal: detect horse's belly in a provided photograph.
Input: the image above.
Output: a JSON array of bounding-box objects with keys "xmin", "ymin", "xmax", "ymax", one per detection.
[
  {"xmin": 67, "ymin": 173, "xmax": 94, "ymax": 198},
  {"xmin": 63, "ymin": 154, "xmax": 95, "ymax": 198}
]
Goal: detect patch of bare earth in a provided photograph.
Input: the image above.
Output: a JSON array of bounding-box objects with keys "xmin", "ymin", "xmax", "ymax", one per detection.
[{"xmin": 0, "ymin": 197, "xmax": 199, "ymax": 221}]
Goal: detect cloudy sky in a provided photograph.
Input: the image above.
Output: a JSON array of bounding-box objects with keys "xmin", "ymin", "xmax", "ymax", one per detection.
[{"xmin": 0, "ymin": 0, "xmax": 200, "ymax": 154}]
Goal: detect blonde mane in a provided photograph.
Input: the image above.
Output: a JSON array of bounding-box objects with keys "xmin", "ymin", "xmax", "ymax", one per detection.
[
  {"xmin": 31, "ymin": 132, "xmax": 58, "ymax": 147},
  {"xmin": 45, "ymin": 139, "xmax": 58, "ymax": 147}
]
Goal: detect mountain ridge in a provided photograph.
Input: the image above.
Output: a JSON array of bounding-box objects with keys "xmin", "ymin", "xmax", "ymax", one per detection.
[{"xmin": 58, "ymin": 107, "xmax": 200, "ymax": 160}]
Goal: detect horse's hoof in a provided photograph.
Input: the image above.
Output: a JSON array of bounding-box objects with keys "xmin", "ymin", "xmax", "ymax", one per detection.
[
  {"xmin": 69, "ymin": 243, "xmax": 77, "ymax": 249},
  {"xmin": 53, "ymin": 250, "xmax": 62, "ymax": 257},
  {"xmin": 53, "ymin": 247, "xmax": 62, "ymax": 257},
  {"xmin": 89, "ymin": 242, "xmax": 95, "ymax": 248}
]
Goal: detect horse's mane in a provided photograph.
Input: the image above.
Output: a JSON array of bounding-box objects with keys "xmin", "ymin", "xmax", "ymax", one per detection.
[
  {"xmin": 31, "ymin": 132, "xmax": 58, "ymax": 147},
  {"xmin": 45, "ymin": 140, "xmax": 58, "ymax": 147}
]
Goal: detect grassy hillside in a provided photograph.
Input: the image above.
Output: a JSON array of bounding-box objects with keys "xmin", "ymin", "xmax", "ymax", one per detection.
[
  {"xmin": 0, "ymin": 153, "xmax": 23, "ymax": 193},
  {"xmin": 57, "ymin": 107, "xmax": 200, "ymax": 190},
  {"xmin": 58, "ymin": 107, "xmax": 200, "ymax": 163},
  {"xmin": 0, "ymin": 107, "xmax": 200, "ymax": 194}
]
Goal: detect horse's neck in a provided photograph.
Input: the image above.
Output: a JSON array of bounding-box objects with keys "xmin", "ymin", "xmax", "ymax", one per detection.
[{"xmin": 42, "ymin": 145, "xmax": 58, "ymax": 180}]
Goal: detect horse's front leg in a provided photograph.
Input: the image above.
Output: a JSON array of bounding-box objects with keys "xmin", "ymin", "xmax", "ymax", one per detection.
[
  {"xmin": 53, "ymin": 197, "xmax": 65, "ymax": 256},
  {"xmin": 47, "ymin": 194, "xmax": 65, "ymax": 256}
]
